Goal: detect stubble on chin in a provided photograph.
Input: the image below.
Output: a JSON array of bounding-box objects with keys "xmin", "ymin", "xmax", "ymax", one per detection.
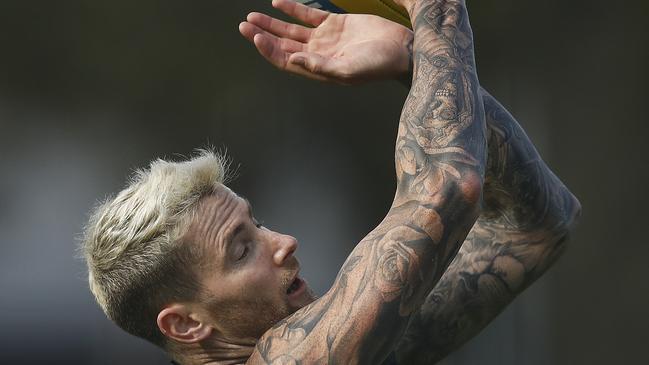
[{"xmin": 205, "ymin": 291, "xmax": 291, "ymax": 340}]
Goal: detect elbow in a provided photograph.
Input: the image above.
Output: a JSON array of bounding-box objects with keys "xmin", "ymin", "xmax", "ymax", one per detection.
[
  {"xmin": 534, "ymin": 191, "xmax": 581, "ymax": 265},
  {"xmin": 564, "ymin": 192, "xmax": 582, "ymax": 231},
  {"xmin": 396, "ymin": 168, "xmax": 485, "ymax": 229},
  {"xmin": 458, "ymin": 170, "xmax": 484, "ymax": 209},
  {"xmin": 514, "ymin": 193, "xmax": 580, "ymax": 278},
  {"xmin": 460, "ymin": 173, "xmax": 484, "ymax": 225},
  {"xmin": 548, "ymin": 190, "xmax": 582, "ymax": 237}
]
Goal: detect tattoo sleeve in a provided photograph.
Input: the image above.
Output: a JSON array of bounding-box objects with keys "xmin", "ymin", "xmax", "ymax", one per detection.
[
  {"xmin": 392, "ymin": 89, "xmax": 582, "ymax": 364},
  {"xmin": 246, "ymin": 1, "xmax": 486, "ymax": 364}
]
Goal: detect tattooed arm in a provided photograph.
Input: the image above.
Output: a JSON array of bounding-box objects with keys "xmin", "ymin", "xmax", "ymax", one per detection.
[
  {"xmin": 383, "ymin": 28, "xmax": 584, "ymax": 364},
  {"xmin": 246, "ymin": 1, "xmax": 487, "ymax": 363},
  {"xmin": 392, "ymin": 90, "xmax": 582, "ymax": 364},
  {"xmin": 240, "ymin": 4, "xmax": 581, "ymax": 362}
]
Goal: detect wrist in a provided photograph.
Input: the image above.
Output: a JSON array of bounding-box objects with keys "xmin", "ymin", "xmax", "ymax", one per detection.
[
  {"xmin": 402, "ymin": 0, "xmax": 420, "ymax": 19},
  {"xmin": 393, "ymin": 0, "xmax": 417, "ymax": 15}
]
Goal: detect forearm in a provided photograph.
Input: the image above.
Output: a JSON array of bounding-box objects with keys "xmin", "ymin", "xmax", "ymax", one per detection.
[
  {"xmin": 390, "ymin": 0, "xmax": 486, "ymax": 309},
  {"xmin": 394, "ymin": 0, "xmax": 485, "ymax": 205}
]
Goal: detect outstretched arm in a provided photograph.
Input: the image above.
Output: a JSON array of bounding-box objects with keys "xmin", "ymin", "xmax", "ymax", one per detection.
[{"xmin": 246, "ymin": 0, "xmax": 486, "ymax": 363}]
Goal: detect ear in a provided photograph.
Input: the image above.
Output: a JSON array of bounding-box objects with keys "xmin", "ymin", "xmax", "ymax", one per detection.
[{"xmin": 157, "ymin": 304, "xmax": 213, "ymax": 344}]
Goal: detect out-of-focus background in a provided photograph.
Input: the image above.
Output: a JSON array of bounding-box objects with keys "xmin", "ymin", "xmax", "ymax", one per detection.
[{"xmin": 0, "ymin": 0, "xmax": 647, "ymax": 364}]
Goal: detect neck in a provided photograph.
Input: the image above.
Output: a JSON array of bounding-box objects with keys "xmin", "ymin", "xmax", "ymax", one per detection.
[{"xmin": 173, "ymin": 335, "xmax": 257, "ymax": 365}]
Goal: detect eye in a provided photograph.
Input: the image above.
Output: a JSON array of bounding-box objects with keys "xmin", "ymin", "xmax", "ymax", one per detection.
[
  {"xmin": 255, "ymin": 220, "xmax": 264, "ymax": 229},
  {"xmin": 237, "ymin": 245, "xmax": 249, "ymax": 261}
]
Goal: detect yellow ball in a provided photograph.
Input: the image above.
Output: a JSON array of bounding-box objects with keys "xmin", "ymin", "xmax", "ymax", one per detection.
[{"xmin": 297, "ymin": 0, "xmax": 411, "ymax": 28}]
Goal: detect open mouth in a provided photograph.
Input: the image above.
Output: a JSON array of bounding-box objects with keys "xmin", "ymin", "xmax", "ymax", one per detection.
[{"xmin": 286, "ymin": 277, "xmax": 304, "ymax": 296}]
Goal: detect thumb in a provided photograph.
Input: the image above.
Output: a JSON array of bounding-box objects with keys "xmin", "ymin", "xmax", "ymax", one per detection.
[{"xmin": 289, "ymin": 52, "xmax": 336, "ymax": 77}]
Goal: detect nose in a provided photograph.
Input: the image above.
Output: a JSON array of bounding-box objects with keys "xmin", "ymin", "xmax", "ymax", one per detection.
[{"xmin": 271, "ymin": 231, "xmax": 298, "ymax": 266}]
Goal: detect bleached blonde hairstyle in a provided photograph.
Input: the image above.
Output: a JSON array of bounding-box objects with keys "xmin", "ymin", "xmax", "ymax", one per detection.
[{"xmin": 82, "ymin": 150, "xmax": 229, "ymax": 347}]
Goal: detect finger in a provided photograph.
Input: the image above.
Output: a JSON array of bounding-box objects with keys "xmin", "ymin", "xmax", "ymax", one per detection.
[
  {"xmin": 252, "ymin": 33, "xmax": 287, "ymax": 68},
  {"xmin": 252, "ymin": 32, "xmax": 297, "ymax": 70},
  {"xmin": 246, "ymin": 12, "xmax": 312, "ymax": 43},
  {"xmin": 240, "ymin": 22, "xmax": 305, "ymax": 55},
  {"xmin": 238, "ymin": 21, "xmax": 258, "ymax": 43},
  {"xmin": 240, "ymin": 22, "xmax": 302, "ymax": 70},
  {"xmin": 272, "ymin": 0, "xmax": 330, "ymax": 27},
  {"xmin": 251, "ymin": 34, "xmax": 330, "ymax": 82}
]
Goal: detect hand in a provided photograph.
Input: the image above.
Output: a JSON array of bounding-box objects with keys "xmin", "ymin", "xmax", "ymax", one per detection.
[{"xmin": 239, "ymin": 0, "xmax": 413, "ymax": 85}]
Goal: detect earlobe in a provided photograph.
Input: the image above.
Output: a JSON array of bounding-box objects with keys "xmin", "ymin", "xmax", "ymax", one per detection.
[{"xmin": 157, "ymin": 304, "xmax": 213, "ymax": 344}]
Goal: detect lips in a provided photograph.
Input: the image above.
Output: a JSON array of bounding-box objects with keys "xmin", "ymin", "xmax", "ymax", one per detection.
[
  {"xmin": 285, "ymin": 259, "xmax": 306, "ymax": 301},
  {"xmin": 285, "ymin": 271, "xmax": 307, "ymax": 300},
  {"xmin": 287, "ymin": 277, "xmax": 302, "ymax": 295}
]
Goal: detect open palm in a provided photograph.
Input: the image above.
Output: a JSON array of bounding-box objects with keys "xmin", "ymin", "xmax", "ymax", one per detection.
[{"xmin": 239, "ymin": 0, "xmax": 413, "ymax": 85}]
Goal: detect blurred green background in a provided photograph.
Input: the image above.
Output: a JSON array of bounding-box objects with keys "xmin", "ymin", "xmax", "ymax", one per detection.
[{"xmin": 0, "ymin": 0, "xmax": 647, "ymax": 364}]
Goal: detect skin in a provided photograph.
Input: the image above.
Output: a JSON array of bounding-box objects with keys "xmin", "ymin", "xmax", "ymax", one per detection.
[
  {"xmin": 245, "ymin": 0, "xmax": 487, "ymax": 361},
  {"xmin": 166, "ymin": 0, "xmax": 486, "ymax": 363},
  {"xmin": 164, "ymin": 1, "xmax": 480, "ymax": 364},
  {"xmin": 185, "ymin": 190, "xmax": 316, "ymax": 339},
  {"xmin": 160, "ymin": 1, "xmax": 579, "ymax": 364},
  {"xmin": 393, "ymin": 90, "xmax": 581, "ymax": 364},
  {"xmin": 238, "ymin": 0, "xmax": 414, "ymax": 85},
  {"xmin": 160, "ymin": 186, "xmax": 317, "ymax": 365},
  {"xmin": 239, "ymin": 1, "xmax": 580, "ymax": 364}
]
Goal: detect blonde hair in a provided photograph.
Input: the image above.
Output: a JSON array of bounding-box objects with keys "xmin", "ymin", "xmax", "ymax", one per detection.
[{"xmin": 82, "ymin": 149, "xmax": 229, "ymax": 346}]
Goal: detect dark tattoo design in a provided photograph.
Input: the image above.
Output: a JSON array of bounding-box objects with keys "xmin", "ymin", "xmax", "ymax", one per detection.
[
  {"xmin": 392, "ymin": 90, "xmax": 581, "ymax": 364},
  {"xmin": 246, "ymin": 1, "xmax": 487, "ymax": 364}
]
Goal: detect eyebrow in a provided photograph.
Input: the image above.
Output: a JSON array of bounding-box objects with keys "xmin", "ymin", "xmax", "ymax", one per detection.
[
  {"xmin": 227, "ymin": 223, "xmax": 243, "ymax": 244},
  {"xmin": 222, "ymin": 196, "xmax": 254, "ymax": 251}
]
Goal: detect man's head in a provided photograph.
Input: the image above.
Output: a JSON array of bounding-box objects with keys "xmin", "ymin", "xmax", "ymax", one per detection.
[{"xmin": 82, "ymin": 151, "xmax": 315, "ymax": 357}]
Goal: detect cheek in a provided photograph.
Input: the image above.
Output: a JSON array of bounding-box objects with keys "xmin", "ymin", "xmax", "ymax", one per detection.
[
  {"xmin": 203, "ymin": 264, "xmax": 294, "ymax": 338},
  {"xmin": 247, "ymin": 248, "xmax": 282, "ymax": 286},
  {"xmin": 236, "ymin": 265, "xmax": 280, "ymax": 298}
]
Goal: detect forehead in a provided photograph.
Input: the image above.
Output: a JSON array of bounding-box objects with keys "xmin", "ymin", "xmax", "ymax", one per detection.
[
  {"xmin": 197, "ymin": 185, "xmax": 240, "ymax": 212},
  {"xmin": 195, "ymin": 185, "xmax": 249, "ymax": 224},
  {"xmin": 183, "ymin": 185, "xmax": 250, "ymax": 250}
]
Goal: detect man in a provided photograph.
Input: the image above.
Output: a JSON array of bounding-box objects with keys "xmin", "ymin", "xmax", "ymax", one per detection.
[{"xmin": 83, "ymin": 1, "xmax": 580, "ymax": 364}]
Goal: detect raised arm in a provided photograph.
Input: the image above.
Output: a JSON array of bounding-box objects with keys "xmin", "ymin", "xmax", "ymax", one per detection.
[
  {"xmin": 241, "ymin": 4, "xmax": 581, "ymax": 362},
  {"xmin": 393, "ymin": 89, "xmax": 582, "ymax": 364},
  {"xmin": 246, "ymin": 0, "xmax": 486, "ymax": 363}
]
